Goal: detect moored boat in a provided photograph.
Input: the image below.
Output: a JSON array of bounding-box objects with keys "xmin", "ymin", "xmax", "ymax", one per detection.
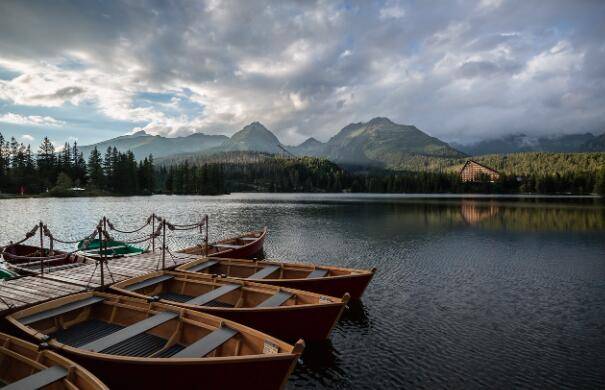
[
  {"xmin": 2, "ymin": 244, "xmax": 88, "ymax": 275},
  {"xmin": 7, "ymin": 291, "xmax": 304, "ymax": 390},
  {"xmin": 77, "ymin": 239, "xmax": 144, "ymax": 259},
  {"xmin": 176, "ymin": 257, "xmax": 376, "ymax": 299},
  {"xmin": 0, "ymin": 263, "xmax": 18, "ymax": 280},
  {"xmin": 178, "ymin": 227, "xmax": 267, "ymax": 259},
  {"xmin": 111, "ymin": 270, "xmax": 349, "ymax": 341},
  {"xmin": 0, "ymin": 331, "xmax": 108, "ymax": 390}
]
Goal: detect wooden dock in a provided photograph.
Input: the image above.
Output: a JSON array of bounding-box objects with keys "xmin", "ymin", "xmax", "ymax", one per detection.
[{"xmin": 0, "ymin": 251, "xmax": 201, "ymax": 315}]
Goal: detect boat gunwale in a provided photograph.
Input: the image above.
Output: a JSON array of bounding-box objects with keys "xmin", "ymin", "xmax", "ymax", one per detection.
[
  {"xmin": 110, "ymin": 270, "xmax": 349, "ymax": 313},
  {"xmin": 176, "ymin": 256, "xmax": 376, "ymax": 283},
  {"xmin": 6, "ymin": 291, "xmax": 304, "ymax": 364},
  {"xmin": 178, "ymin": 227, "xmax": 267, "ymax": 257},
  {"xmin": 0, "ymin": 331, "xmax": 109, "ymax": 390}
]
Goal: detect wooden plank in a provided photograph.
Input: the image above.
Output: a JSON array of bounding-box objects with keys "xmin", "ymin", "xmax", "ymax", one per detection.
[
  {"xmin": 256, "ymin": 291, "xmax": 294, "ymax": 308},
  {"xmin": 2, "ymin": 365, "xmax": 68, "ymax": 390},
  {"xmin": 42, "ymin": 274, "xmax": 101, "ymax": 288},
  {"xmin": 20, "ymin": 296, "xmax": 105, "ymax": 325},
  {"xmin": 125, "ymin": 275, "xmax": 174, "ymax": 292},
  {"xmin": 247, "ymin": 265, "xmax": 280, "ymax": 280},
  {"xmin": 307, "ymin": 269, "xmax": 329, "ymax": 279},
  {"xmin": 20, "ymin": 278, "xmax": 83, "ymax": 294},
  {"xmin": 188, "ymin": 260, "xmax": 218, "ymax": 273},
  {"xmin": 173, "ymin": 327, "xmax": 238, "ymax": 358},
  {"xmin": 185, "ymin": 284, "xmax": 241, "ymax": 306},
  {"xmin": 81, "ymin": 311, "xmax": 178, "ymax": 352},
  {"xmin": 0, "ymin": 284, "xmax": 54, "ymax": 301}
]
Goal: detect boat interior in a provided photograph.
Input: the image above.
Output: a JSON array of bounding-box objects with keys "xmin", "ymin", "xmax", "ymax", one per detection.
[
  {"xmin": 0, "ymin": 332, "xmax": 100, "ymax": 390},
  {"xmin": 115, "ymin": 272, "xmax": 334, "ymax": 309},
  {"xmin": 180, "ymin": 229, "xmax": 265, "ymax": 255},
  {"xmin": 181, "ymin": 258, "xmax": 358, "ymax": 280},
  {"xmin": 11, "ymin": 293, "xmax": 292, "ymax": 360}
]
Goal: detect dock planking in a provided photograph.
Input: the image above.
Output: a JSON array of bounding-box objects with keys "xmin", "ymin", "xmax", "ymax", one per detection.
[{"xmin": 1, "ymin": 250, "xmax": 205, "ymax": 316}]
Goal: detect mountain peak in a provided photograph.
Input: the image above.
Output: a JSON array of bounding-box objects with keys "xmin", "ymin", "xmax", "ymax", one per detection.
[
  {"xmin": 299, "ymin": 137, "xmax": 322, "ymax": 147},
  {"xmin": 131, "ymin": 130, "xmax": 148, "ymax": 137},
  {"xmin": 223, "ymin": 122, "xmax": 284, "ymax": 154},
  {"xmin": 368, "ymin": 117, "xmax": 394, "ymax": 125}
]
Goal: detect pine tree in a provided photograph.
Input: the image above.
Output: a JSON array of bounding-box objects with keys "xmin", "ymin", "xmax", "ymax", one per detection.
[
  {"xmin": 88, "ymin": 146, "xmax": 104, "ymax": 189},
  {"xmin": 37, "ymin": 137, "xmax": 57, "ymax": 190}
]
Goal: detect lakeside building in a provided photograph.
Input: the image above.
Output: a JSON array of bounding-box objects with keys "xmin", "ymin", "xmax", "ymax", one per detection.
[{"xmin": 460, "ymin": 160, "xmax": 500, "ymax": 182}]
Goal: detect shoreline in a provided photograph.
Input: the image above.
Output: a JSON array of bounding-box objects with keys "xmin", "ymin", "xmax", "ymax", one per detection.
[{"xmin": 0, "ymin": 192, "xmax": 602, "ymax": 200}]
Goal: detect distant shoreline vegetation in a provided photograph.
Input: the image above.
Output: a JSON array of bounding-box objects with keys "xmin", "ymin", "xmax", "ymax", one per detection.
[{"xmin": 1, "ymin": 132, "xmax": 604, "ymax": 197}]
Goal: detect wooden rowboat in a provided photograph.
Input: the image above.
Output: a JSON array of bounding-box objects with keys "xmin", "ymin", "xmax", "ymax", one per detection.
[
  {"xmin": 178, "ymin": 227, "xmax": 267, "ymax": 259},
  {"xmin": 111, "ymin": 271, "xmax": 349, "ymax": 342},
  {"xmin": 2, "ymin": 244, "xmax": 89, "ymax": 275},
  {"xmin": 0, "ymin": 331, "xmax": 108, "ymax": 390},
  {"xmin": 7, "ymin": 291, "xmax": 304, "ymax": 390},
  {"xmin": 176, "ymin": 257, "xmax": 376, "ymax": 299}
]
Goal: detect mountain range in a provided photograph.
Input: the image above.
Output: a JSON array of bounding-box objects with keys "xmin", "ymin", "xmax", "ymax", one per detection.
[
  {"xmin": 453, "ymin": 132, "xmax": 605, "ymax": 155},
  {"xmin": 81, "ymin": 117, "xmax": 464, "ymax": 169},
  {"xmin": 79, "ymin": 118, "xmax": 605, "ymax": 170}
]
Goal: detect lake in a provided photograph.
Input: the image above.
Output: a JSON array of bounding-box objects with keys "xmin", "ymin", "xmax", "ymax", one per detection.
[{"xmin": 1, "ymin": 194, "xmax": 604, "ymax": 388}]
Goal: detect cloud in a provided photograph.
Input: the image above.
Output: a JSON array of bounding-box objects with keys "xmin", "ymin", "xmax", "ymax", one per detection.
[
  {"xmin": 0, "ymin": 0, "xmax": 604, "ymax": 145},
  {"xmin": 0, "ymin": 112, "xmax": 65, "ymax": 127},
  {"xmin": 20, "ymin": 134, "xmax": 34, "ymax": 142},
  {"xmin": 379, "ymin": 0, "xmax": 406, "ymax": 20}
]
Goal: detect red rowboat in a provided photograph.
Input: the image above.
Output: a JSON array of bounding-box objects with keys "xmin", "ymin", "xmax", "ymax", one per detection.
[{"xmin": 178, "ymin": 227, "xmax": 267, "ymax": 259}]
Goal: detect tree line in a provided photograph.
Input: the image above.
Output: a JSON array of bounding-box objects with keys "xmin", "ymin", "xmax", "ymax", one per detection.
[
  {"xmin": 0, "ymin": 132, "xmax": 154, "ymax": 195},
  {"xmin": 158, "ymin": 152, "xmax": 605, "ymax": 195},
  {"xmin": 1, "ymin": 132, "xmax": 604, "ymax": 196}
]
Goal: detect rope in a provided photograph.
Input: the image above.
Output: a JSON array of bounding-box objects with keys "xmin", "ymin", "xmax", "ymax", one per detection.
[
  {"xmin": 43, "ymin": 224, "xmax": 99, "ymax": 245},
  {"xmin": 106, "ymin": 215, "xmax": 152, "ymax": 234},
  {"xmin": 0, "ymin": 294, "xmax": 14, "ymax": 309},
  {"xmin": 0, "ymin": 225, "xmax": 39, "ymax": 251}
]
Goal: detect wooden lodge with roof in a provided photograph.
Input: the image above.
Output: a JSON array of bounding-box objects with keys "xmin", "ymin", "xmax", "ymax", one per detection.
[{"xmin": 460, "ymin": 160, "xmax": 500, "ymax": 182}]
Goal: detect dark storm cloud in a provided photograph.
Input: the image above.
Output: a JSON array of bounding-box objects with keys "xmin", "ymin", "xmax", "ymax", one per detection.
[{"xmin": 0, "ymin": 0, "xmax": 604, "ymax": 144}]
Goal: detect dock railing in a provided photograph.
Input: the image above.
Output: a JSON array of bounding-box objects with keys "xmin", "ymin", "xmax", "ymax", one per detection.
[{"xmin": 0, "ymin": 213, "xmax": 210, "ymax": 288}]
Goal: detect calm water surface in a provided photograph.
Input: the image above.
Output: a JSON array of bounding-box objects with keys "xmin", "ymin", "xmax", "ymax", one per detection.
[{"xmin": 1, "ymin": 194, "xmax": 604, "ymax": 389}]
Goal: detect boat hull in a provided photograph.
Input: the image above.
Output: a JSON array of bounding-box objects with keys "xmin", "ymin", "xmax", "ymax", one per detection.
[
  {"xmin": 55, "ymin": 350, "xmax": 298, "ymax": 390},
  {"xmin": 252, "ymin": 272, "xmax": 375, "ymax": 300},
  {"xmin": 180, "ymin": 228, "xmax": 266, "ymax": 259},
  {"xmin": 191, "ymin": 301, "xmax": 345, "ymax": 342},
  {"xmin": 2, "ymin": 244, "xmax": 85, "ymax": 275}
]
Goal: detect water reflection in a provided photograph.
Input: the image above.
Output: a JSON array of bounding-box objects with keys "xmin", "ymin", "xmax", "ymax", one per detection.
[
  {"xmin": 338, "ymin": 300, "xmax": 370, "ymax": 328},
  {"xmin": 460, "ymin": 200, "xmax": 499, "ymax": 225},
  {"xmin": 290, "ymin": 339, "xmax": 349, "ymax": 389}
]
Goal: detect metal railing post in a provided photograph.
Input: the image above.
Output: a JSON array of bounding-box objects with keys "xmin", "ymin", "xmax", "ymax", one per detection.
[
  {"xmin": 151, "ymin": 213, "xmax": 156, "ymax": 252},
  {"xmin": 98, "ymin": 222, "xmax": 105, "ymax": 288},
  {"xmin": 161, "ymin": 219, "xmax": 166, "ymax": 269},
  {"xmin": 39, "ymin": 221, "xmax": 44, "ymax": 276},
  {"xmin": 204, "ymin": 215, "xmax": 209, "ymax": 256}
]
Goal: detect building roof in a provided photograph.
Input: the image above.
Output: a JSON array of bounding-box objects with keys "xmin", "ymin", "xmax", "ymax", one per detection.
[{"xmin": 460, "ymin": 159, "xmax": 500, "ymax": 175}]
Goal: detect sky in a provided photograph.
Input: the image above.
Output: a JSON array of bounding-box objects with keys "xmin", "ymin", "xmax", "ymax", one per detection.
[{"xmin": 0, "ymin": 0, "xmax": 604, "ymax": 148}]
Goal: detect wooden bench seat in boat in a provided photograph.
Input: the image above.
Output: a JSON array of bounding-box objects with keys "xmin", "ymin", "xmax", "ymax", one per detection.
[
  {"xmin": 188, "ymin": 260, "xmax": 218, "ymax": 272},
  {"xmin": 81, "ymin": 312, "xmax": 178, "ymax": 353},
  {"xmin": 256, "ymin": 291, "xmax": 294, "ymax": 308},
  {"xmin": 125, "ymin": 274, "xmax": 174, "ymax": 291},
  {"xmin": 2, "ymin": 365, "xmax": 68, "ymax": 390},
  {"xmin": 184, "ymin": 284, "xmax": 241, "ymax": 306},
  {"xmin": 240, "ymin": 237, "xmax": 258, "ymax": 241},
  {"xmin": 20, "ymin": 296, "xmax": 105, "ymax": 325},
  {"xmin": 247, "ymin": 265, "xmax": 280, "ymax": 279},
  {"xmin": 212, "ymin": 244, "xmax": 243, "ymax": 249},
  {"xmin": 306, "ymin": 269, "xmax": 329, "ymax": 279},
  {"xmin": 173, "ymin": 326, "xmax": 238, "ymax": 358}
]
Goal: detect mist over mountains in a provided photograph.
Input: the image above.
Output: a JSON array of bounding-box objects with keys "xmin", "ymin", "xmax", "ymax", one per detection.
[
  {"xmin": 453, "ymin": 133, "xmax": 605, "ymax": 155},
  {"xmin": 80, "ymin": 118, "xmax": 605, "ymax": 170}
]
